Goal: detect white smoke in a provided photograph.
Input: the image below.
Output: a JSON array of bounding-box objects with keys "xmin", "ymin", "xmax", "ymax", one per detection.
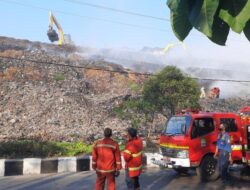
[{"xmin": 79, "ymin": 43, "xmax": 250, "ymax": 98}]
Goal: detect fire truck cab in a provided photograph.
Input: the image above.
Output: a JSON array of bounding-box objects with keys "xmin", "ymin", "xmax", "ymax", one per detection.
[{"xmin": 156, "ymin": 110, "xmax": 250, "ymax": 181}]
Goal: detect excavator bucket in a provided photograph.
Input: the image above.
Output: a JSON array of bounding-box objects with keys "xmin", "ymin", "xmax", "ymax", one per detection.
[{"xmin": 47, "ymin": 29, "xmax": 59, "ymax": 42}]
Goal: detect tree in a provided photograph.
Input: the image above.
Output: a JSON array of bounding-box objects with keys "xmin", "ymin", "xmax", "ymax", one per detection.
[
  {"xmin": 113, "ymin": 97, "xmax": 155, "ymax": 128},
  {"xmin": 143, "ymin": 66, "xmax": 200, "ymax": 116},
  {"xmin": 114, "ymin": 66, "xmax": 200, "ymax": 125},
  {"xmin": 167, "ymin": 0, "xmax": 250, "ymax": 45}
]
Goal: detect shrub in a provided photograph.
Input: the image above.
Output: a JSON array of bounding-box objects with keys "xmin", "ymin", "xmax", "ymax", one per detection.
[
  {"xmin": 54, "ymin": 73, "xmax": 65, "ymax": 81},
  {"xmin": 0, "ymin": 140, "xmax": 91, "ymax": 158}
]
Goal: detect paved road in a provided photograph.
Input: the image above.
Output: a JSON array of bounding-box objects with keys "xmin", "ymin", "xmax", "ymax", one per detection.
[{"xmin": 1, "ymin": 168, "xmax": 250, "ymax": 190}]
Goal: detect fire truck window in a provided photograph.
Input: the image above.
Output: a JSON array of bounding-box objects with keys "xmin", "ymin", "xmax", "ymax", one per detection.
[
  {"xmin": 191, "ymin": 118, "xmax": 215, "ymax": 139},
  {"xmin": 220, "ymin": 118, "xmax": 238, "ymax": 132}
]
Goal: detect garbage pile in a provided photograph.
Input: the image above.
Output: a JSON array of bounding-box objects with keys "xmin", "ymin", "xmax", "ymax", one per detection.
[
  {"xmin": 0, "ymin": 36, "xmax": 145, "ymax": 142},
  {"xmin": 199, "ymin": 98, "xmax": 250, "ymax": 113}
]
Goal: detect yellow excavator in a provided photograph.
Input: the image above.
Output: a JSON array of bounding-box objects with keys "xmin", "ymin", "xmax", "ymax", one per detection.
[{"xmin": 47, "ymin": 11, "xmax": 72, "ymax": 45}]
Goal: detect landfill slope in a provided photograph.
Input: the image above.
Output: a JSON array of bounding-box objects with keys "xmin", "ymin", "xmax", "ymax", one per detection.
[
  {"xmin": 0, "ymin": 36, "xmax": 146, "ymax": 142},
  {"xmin": 0, "ymin": 36, "xmax": 249, "ymax": 142}
]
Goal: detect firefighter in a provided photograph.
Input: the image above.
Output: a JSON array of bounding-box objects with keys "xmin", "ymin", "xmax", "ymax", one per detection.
[
  {"xmin": 200, "ymin": 86, "xmax": 206, "ymax": 99},
  {"xmin": 214, "ymin": 123, "xmax": 232, "ymax": 184},
  {"xmin": 92, "ymin": 128, "xmax": 122, "ymax": 190},
  {"xmin": 123, "ymin": 128, "xmax": 143, "ymax": 190}
]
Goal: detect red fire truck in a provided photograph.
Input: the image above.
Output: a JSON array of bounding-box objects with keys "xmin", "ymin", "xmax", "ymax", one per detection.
[{"xmin": 153, "ymin": 107, "xmax": 250, "ymax": 181}]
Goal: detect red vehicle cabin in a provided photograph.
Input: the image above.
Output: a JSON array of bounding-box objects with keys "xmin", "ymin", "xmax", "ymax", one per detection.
[{"xmin": 158, "ymin": 111, "xmax": 249, "ymax": 181}]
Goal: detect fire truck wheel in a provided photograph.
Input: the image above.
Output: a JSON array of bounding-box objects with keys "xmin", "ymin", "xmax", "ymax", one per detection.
[
  {"xmin": 196, "ymin": 155, "xmax": 219, "ymax": 181},
  {"xmin": 240, "ymin": 166, "xmax": 250, "ymax": 177},
  {"xmin": 174, "ymin": 168, "xmax": 189, "ymax": 174}
]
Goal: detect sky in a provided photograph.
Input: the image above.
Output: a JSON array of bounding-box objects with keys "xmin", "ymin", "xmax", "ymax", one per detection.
[
  {"xmin": 0, "ymin": 0, "xmax": 249, "ymax": 48},
  {"xmin": 0, "ymin": 0, "xmax": 250, "ymax": 68},
  {"xmin": 0, "ymin": 0, "xmax": 171, "ymax": 48}
]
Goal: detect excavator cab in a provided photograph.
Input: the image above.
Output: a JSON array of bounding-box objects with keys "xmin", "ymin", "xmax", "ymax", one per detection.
[
  {"xmin": 64, "ymin": 34, "xmax": 73, "ymax": 44},
  {"xmin": 47, "ymin": 27, "xmax": 59, "ymax": 42}
]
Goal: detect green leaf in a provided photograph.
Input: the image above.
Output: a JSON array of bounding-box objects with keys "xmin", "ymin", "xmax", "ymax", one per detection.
[
  {"xmin": 167, "ymin": 0, "xmax": 193, "ymax": 40},
  {"xmin": 208, "ymin": 12, "xmax": 230, "ymax": 45},
  {"xmin": 243, "ymin": 19, "xmax": 250, "ymax": 41},
  {"xmin": 219, "ymin": 0, "xmax": 250, "ymax": 33},
  {"xmin": 189, "ymin": 0, "xmax": 219, "ymax": 37}
]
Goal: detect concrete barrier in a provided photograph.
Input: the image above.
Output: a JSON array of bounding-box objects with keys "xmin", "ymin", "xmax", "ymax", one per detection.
[
  {"xmin": 5, "ymin": 159, "xmax": 23, "ymax": 176},
  {"xmin": 23, "ymin": 158, "xmax": 41, "ymax": 175},
  {"xmin": 0, "ymin": 159, "xmax": 5, "ymax": 177},
  {"xmin": 0, "ymin": 153, "xmax": 162, "ymax": 177},
  {"xmin": 58, "ymin": 157, "xmax": 77, "ymax": 173},
  {"xmin": 77, "ymin": 156, "xmax": 90, "ymax": 171},
  {"xmin": 41, "ymin": 158, "xmax": 58, "ymax": 174},
  {"xmin": 89, "ymin": 155, "xmax": 94, "ymax": 171}
]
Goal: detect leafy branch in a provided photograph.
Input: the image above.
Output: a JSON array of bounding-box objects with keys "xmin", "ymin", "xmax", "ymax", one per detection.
[{"xmin": 167, "ymin": 0, "xmax": 250, "ymax": 45}]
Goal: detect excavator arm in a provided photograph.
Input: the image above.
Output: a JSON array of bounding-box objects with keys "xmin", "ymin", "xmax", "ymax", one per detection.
[{"xmin": 47, "ymin": 11, "xmax": 64, "ymax": 45}]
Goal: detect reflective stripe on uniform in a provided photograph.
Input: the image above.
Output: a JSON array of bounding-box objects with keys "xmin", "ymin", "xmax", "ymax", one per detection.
[
  {"xmin": 96, "ymin": 144, "xmax": 116, "ymax": 149},
  {"xmin": 92, "ymin": 161, "xmax": 96, "ymax": 164},
  {"xmin": 124, "ymin": 149, "xmax": 132, "ymax": 155},
  {"xmin": 124, "ymin": 150, "xmax": 142, "ymax": 157},
  {"xmin": 96, "ymin": 169, "xmax": 115, "ymax": 173},
  {"xmin": 128, "ymin": 165, "xmax": 142, "ymax": 171},
  {"xmin": 231, "ymin": 144, "xmax": 242, "ymax": 151},
  {"xmin": 132, "ymin": 151, "xmax": 142, "ymax": 158},
  {"xmin": 116, "ymin": 162, "xmax": 121, "ymax": 164}
]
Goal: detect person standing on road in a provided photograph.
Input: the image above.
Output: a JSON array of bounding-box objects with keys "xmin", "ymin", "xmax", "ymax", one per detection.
[
  {"xmin": 92, "ymin": 128, "xmax": 122, "ymax": 190},
  {"xmin": 123, "ymin": 128, "xmax": 143, "ymax": 190},
  {"xmin": 214, "ymin": 123, "xmax": 232, "ymax": 184}
]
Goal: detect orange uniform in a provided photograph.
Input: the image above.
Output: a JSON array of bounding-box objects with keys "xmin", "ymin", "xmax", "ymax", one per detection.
[
  {"xmin": 92, "ymin": 137, "xmax": 122, "ymax": 190},
  {"xmin": 123, "ymin": 137, "xmax": 143, "ymax": 177}
]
